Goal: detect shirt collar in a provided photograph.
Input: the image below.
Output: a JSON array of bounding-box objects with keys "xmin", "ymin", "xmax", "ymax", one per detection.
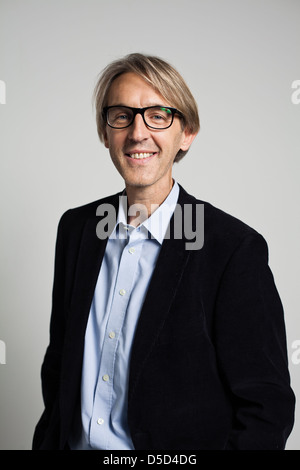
[
  {"xmin": 143, "ymin": 181, "xmax": 179, "ymax": 244},
  {"xmin": 113, "ymin": 181, "xmax": 179, "ymax": 244}
]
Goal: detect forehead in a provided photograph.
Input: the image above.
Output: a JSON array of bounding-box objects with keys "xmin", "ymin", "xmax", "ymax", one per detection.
[{"xmin": 106, "ymin": 72, "xmax": 168, "ymax": 107}]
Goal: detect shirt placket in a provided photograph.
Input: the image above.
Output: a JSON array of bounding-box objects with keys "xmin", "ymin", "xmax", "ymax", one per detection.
[{"xmin": 89, "ymin": 225, "xmax": 144, "ymax": 449}]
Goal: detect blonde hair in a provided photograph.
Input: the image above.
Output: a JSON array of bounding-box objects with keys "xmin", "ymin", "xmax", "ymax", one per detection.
[{"xmin": 93, "ymin": 53, "xmax": 200, "ymax": 162}]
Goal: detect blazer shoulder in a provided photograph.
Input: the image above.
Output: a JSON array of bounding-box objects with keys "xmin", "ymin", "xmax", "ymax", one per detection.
[
  {"xmin": 178, "ymin": 185, "xmax": 266, "ymax": 251},
  {"xmin": 204, "ymin": 200, "xmax": 260, "ymax": 238}
]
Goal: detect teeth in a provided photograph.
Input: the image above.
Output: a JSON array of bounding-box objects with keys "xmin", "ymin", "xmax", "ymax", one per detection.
[{"xmin": 129, "ymin": 153, "xmax": 154, "ymax": 159}]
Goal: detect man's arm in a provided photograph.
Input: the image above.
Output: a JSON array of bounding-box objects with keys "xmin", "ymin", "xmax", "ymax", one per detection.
[
  {"xmin": 214, "ymin": 232, "xmax": 295, "ymax": 449},
  {"xmin": 32, "ymin": 213, "xmax": 69, "ymax": 449}
]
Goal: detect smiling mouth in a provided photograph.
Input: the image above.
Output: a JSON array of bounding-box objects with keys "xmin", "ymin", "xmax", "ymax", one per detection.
[{"xmin": 126, "ymin": 152, "xmax": 156, "ymax": 159}]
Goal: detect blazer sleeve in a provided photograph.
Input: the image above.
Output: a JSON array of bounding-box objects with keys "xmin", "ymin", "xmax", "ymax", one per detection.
[
  {"xmin": 214, "ymin": 232, "xmax": 295, "ymax": 449},
  {"xmin": 32, "ymin": 212, "xmax": 69, "ymax": 449}
]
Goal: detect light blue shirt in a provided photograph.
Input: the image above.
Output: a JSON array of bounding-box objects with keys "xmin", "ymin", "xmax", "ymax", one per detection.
[{"xmin": 70, "ymin": 181, "xmax": 179, "ymax": 450}]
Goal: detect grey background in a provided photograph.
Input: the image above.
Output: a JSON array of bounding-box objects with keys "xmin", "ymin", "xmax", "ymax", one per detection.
[{"xmin": 0, "ymin": 0, "xmax": 299, "ymax": 450}]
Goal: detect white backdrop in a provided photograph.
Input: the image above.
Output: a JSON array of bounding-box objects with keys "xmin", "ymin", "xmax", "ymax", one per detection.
[{"xmin": 0, "ymin": 0, "xmax": 299, "ymax": 450}]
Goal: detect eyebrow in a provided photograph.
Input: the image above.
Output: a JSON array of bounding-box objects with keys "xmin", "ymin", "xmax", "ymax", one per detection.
[{"xmin": 107, "ymin": 103, "xmax": 170, "ymax": 108}]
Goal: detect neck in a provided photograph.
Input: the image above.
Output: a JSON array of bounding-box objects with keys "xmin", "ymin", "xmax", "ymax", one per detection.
[{"xmin": 125, "ymin": 178, "xmax": 174, "ymax": 227}]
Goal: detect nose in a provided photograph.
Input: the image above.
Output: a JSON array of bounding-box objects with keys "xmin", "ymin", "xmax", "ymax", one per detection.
[{"xmin": 127, "ymin": 113, "xmax": 150, "ymax": 142}]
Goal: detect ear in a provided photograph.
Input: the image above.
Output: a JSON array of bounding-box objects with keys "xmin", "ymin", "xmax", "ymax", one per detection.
[
  {"xmin": 180, "ymin": 129, "xmax": 198, "ymax": 152},
  {"xmin": 103, "ymin": 130, "xmax": 109, "ymax": 149}
]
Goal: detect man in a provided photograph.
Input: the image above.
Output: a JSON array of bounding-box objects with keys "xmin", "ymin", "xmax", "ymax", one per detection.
[{"xmin": 33, "ymin": 53, "xmax": 295, "ymax": 450}]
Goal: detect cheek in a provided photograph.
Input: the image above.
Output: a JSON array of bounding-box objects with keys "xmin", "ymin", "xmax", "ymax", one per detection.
[
  {"xmin": 164, "ymin": 133, "xmax": 184, "ymax": 157},
  {"xmin": 105, "ymin": 130, "xmax": 127, "ymax": 151}
]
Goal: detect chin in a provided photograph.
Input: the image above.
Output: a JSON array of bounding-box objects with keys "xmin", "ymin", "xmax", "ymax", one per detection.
[
  {"xmin": 124, "ymin": 179, "xmax": 153, "ymax": 189},
  {"xmin": 121, "ymin": 172, "xmax": 154, "ymax": 189}
]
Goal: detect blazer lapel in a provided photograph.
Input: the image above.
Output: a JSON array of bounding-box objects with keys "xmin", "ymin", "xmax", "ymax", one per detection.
[
  {"xmin": 68, "ymin": 218, "xmax": 108, "ymax": 339},
  {"xmin": 60, "ymin": 193, "xmax": 120, "ymax": 442},
  {"xmin": 128, "ymin": 189, "xmax": 195, "ymax": 403}
]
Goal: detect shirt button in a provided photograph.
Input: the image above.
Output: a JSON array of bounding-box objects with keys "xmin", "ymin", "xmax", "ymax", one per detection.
[
  {"xmin": 109, "ymin": 331, "xmax": 115, "ymax": 339},
  {"xmin": 128, "ymin": 247, "xmax": 135, "ymax": 254},
  {"xmin": 97, "ymin": 418, "xmax": 104, "ymax": 425},
  {"xmin": 119, "ymin": 289, "xmax": 126, "ymax": 296},
  {"xmin": 102, "ymin": 374, "xmax": 109, "ymax": 382}
]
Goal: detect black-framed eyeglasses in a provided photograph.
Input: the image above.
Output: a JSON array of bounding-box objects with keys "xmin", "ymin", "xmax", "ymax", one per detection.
[{"xmin": 103, "ymin": 105, "xmax": 182, "ymax": 130}]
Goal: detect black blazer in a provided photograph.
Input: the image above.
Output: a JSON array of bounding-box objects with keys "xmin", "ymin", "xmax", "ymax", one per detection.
[{"xmin": 33, "ymin": 185, "xmax": 295, "ymax": 450}]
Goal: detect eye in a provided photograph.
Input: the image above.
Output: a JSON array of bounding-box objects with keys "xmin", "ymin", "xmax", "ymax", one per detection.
[
  {"xmin": 145, "ymin": 107, "xmax": 173, "ymax": 126},
  {"xmin": 115, "ymin": 112, "xmax": 130, "ymax": 121},
  {"xmin": 112, "ymin": 110, "xmax": 129, "ymax": 121},
  {"xmin": 107, "ymin": 107, "xmax": 133, "ymax": 127},
  {"xmin": 152, "ymin": 113, "xmax": 165, "ymax": 121},
  {"xmin": 148, "ymin": 111, "xmax": 168, "ymax": 121}
]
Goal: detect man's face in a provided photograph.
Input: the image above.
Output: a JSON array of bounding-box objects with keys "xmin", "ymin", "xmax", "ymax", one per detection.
[{"xmin": 104, "ymin": 72, "xmax": 195, "ymax": 193}]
